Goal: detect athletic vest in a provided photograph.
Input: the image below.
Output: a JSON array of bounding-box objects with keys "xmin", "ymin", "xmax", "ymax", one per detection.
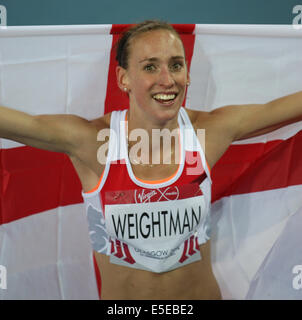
[{"xmin": 82, "ymin": 107, "xmax": 212, "ymax": 273}]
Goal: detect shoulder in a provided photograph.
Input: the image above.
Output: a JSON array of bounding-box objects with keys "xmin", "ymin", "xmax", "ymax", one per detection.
[
  {"xmin": 184, "ymin": 106, "xmax": 237, "ymax": 134},
  {"xmin": 183, "ymin": 108, "xmax": 212, "ymax": 129},
  {"xmin": 70, "ymin": 112, "xmax": 112, "ymax": 143},
  {"xmin": 90, "ymin": 112, "xmax": 112, "ymax": 130},
  {"xmin": 183, "ymin": 107, "xmax": 238, "ymax": 169},
  {"xmin": 65, "ymin": 111, "xmax": 113, "ymax": 161},
  {"xmin": 68, "ymin": 112, "xmax": 113, "ymax": 184},
  {"xmin": 47, "ymin": 112, "xmax": 112, "ymax": 135}
]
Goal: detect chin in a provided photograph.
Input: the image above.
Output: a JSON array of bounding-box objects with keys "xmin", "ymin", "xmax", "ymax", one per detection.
[{"xmin": 153, "ymin": 104, "xmax": 181, "ymax": 123}]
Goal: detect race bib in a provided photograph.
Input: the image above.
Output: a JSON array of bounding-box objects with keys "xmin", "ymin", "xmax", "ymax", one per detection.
[{"xmin": 104, "ymin": 184, "xmax": 207, "ymax": 273}]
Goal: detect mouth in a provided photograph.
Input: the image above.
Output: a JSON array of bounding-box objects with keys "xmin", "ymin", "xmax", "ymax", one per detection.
[{"xmin": 152, "ymin": 92, "xmax": 178, "ymax": 105}]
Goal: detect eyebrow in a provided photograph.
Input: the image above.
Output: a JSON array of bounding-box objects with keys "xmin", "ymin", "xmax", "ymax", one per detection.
[{"xmin": 139, "ymin": 56, "xmax": 185, "ymax": 63}]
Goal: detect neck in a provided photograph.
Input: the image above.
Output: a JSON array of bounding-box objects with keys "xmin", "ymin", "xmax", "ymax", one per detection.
[
  {"xmin": 127, "ymin": 107, "xmax": 180, "ymax": 132},
  {"xmin": 126, "ymin": 108, "xmax": 180, "ymax": 166}
]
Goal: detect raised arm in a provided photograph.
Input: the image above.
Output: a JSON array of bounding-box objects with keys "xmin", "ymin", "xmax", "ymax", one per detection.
[
  {"xmin": 0, "ymin": 104, "xmax": 97, "ymax": 156},
  {"xmin": 214, "ymin": 91, "xmax": 302, "ymax": 141},
  {"xmin": 193, "ymin": 91, "xmax": 302, "ymax": 169}
]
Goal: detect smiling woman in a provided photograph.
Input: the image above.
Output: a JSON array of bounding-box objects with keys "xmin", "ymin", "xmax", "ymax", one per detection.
[
  {"xmin": 115, "ymin": 21, "xmax": 190, "ymax": 128},
  {"xmin": 82, "ymin": 21, "xmax": 221, "ymax": 299},
  {"xmin": 0, "ymin": 20, "xmax": 302, "ymax": 300}
]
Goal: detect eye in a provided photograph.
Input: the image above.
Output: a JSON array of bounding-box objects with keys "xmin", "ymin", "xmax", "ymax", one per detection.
[
  {"xmin": 144, "ymin": 64, "xmax": 156, "ymax": 72},
  {"xmin": 170, "ymin": 62, "xmax": 183, "ymax": 72}
]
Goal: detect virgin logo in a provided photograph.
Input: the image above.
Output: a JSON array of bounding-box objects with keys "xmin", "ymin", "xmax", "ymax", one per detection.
[{"xmin": 134, "ymin": 186, "xmax": 179, "ymax": 203}]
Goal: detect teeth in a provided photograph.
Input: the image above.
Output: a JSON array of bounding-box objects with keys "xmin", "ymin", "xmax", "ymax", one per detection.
[{"xmin": 153, "ymin": 93, "xmax": 176, "ymax": 100}]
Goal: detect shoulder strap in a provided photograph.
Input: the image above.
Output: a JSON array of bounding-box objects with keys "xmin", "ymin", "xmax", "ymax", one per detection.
[
  {"xmin": 108, "ymin": 109, "xmax": 128, "ymax": 162},
  {"xmin": 179, "ymin": 107, "xmax": 212, "ymax": 184}
]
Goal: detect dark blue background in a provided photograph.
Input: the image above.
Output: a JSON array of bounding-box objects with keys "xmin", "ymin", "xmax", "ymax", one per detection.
[{"xmin": 0, "ymin": 0, "xmax": 301, "ymax": 25}]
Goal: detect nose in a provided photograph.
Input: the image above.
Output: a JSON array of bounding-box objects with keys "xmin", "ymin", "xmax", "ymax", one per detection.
[{"xmin": 158, "ymin": 66, "xmax": 175, "ymax": 87}]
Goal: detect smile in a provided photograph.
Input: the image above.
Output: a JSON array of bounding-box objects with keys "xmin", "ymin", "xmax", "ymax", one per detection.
[{"xmin": 152, "ymin": 93, "xmax": 178, "ymax": 104}]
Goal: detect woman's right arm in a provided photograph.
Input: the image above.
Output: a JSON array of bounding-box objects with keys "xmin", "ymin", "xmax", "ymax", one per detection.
[{"xmin": 0, "ymin": 105, "xmax": 96, "ymax": 156}]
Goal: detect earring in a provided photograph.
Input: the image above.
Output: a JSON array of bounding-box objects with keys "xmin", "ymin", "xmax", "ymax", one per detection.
[
  {"xmin": 123, "ymin": 87, "xmax": 128, "ymax": 92},
  {"xmin": 186, "ymin": 82, "xmax": 190, "ymax": 86}
]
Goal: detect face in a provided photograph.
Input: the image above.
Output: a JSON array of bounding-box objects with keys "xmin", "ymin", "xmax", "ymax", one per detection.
[{"xmin": 117, "ymin": 29, "xmax": 190, "ymax": 125}]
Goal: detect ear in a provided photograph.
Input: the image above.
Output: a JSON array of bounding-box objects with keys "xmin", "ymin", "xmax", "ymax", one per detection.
[
  {"xmin": 186, "ymin": 63, "xmax": 191, "ymax": 86},
  {"xmin": 116, "ymin": 66, "xmax": 130, "ymax": 92},
  {"xmin": 187, "ymin": 72, "xmax": 191, "ymax": 87}
]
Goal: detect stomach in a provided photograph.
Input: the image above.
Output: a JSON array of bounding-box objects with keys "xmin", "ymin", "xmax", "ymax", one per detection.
[{"xmin": 94, "ymin": 240, "xmax": 221, "ymax": 300}]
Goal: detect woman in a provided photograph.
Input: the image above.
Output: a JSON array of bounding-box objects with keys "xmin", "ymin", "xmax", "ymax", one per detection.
[{"xmin": 0, "ymin": 20, "xmax": 301, "ymax": 300}]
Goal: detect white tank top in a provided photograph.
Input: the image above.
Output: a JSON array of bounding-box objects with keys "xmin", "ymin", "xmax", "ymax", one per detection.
[{"xmin": 82, "ymin": 107, "xmax": 212, "ymax": 273}]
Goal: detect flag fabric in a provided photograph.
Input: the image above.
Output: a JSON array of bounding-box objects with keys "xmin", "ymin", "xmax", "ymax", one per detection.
[{"xmin": 0, "ymin": 24, "xmax": 301, "ymax": 300}]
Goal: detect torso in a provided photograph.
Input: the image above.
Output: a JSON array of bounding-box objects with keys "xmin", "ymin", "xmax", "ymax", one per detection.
[
  {"xmin": 94, "ymin": 240, "xmax": 221, "ymax": 300},
  {"xmin": 69, "ymin": 108, "xmax": 227, "ymax": 300}
]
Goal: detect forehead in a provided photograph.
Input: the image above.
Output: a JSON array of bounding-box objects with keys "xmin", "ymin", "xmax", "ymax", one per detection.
[{"xmin": 128, "ymin": 29, "xmax": 185, "ymax": 63}]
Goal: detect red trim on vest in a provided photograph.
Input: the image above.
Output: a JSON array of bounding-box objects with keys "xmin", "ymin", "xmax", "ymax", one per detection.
[{"xmin": 93, "ymin": 254, "xmax": 102, "ymax": 299}]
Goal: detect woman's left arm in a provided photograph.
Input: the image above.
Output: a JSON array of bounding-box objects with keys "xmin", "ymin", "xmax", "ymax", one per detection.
[{"xmin": 212, "ymin": 91, "xmax": 302, "ymax": 141}]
